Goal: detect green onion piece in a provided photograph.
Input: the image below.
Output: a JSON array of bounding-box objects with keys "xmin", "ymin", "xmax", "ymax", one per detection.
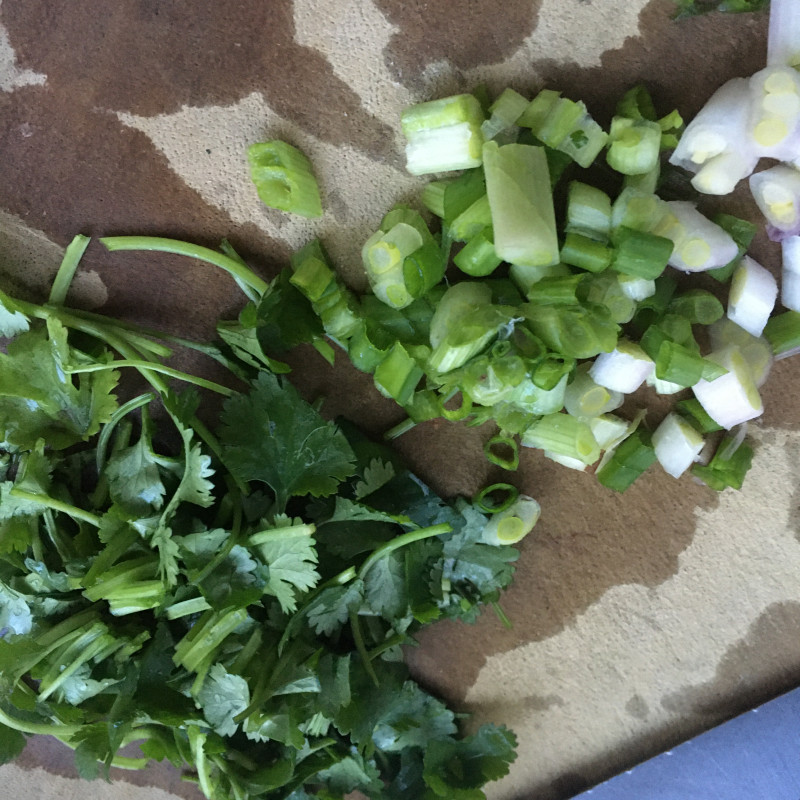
[
  {"xmin": 429, "ymin": 281, "xmax": 492, "ymax": 349},
  {"xmin": 624, "ymin": 163, "xmax": 660, "ymax": 195},
  {"xmin": 439, "ymin": 391, "xmax": 473, "ymax": 421},
  {"xmin": 509, "ymin": 325, "xmax": 548, "ymax": 361},
  {"xmin": 654, "ymin": 340, "xmax": 708, "ymax": 387},
  {"xmin": 611, "ymin": 226, "xmax": 674, "ymax": 279},
  {"xmin": 454, "ymin": 229, "xmax": 502, "ymax": 277},
  {"xmin": 581, "ymin": 273, "xmax": 636, "ymax": 324},
  {"xmin": 480, "ymin": 494, "xmax": 541, "ymax": 545},
  {"xmin": 474, "ymin": 482, "xmax": 520, "ymax": 514},
  {"xmin": 532, "ymin": 353, "xmax": 575, "ymax": 390},
  {"xmin": 606, "ymin": 117, "xmax": 662, "ymax": 175},
  {"xmin": 483, "ymin": 141, "xmax": 560, "ymax": 268},
  {"xmin": 563, "ymin": 368, "xmax": 623, "ymax": 418},
  {"xmin": 247, "ymin": 140, "xmax": 322, "ymax": 218},
  {"xmin": 690, "ymin": 436, "xmax": 753, "ymax": 492},
  {"xmin": 668, "ymin": 289, "xmax": 724, "ymax": 325},
  {"xmin": 461, "ymin": 354, "xmax": 525, "ymax": 406},
  {"xmin": 523, "ymin": 303, "xmax": 619, "ymax": 360},
  {"xmin": 560, "ymin": 233, "xmax": 613, "ymax": 273},
  {"xmin": 484, "ymin": 435, "xmax": 520, "ymax": 471},
  {"xmin": 373, "ymin": 342, "xmax": 423, "ymax": 405},
  {"xmin": 509, "ymin": 262, "xmax": 571, "ymax": 295},
  {"xmin": 616, "ymin": 84, "xmax": 658, "ymax": 122},
  {"xmin": 421, "ymin": 180, "xmax": 449, "ymax": 218},
  {"xmin": 428, "ymin": 304, "xmax": 506, "ymax": 374},
  {"xmin": 526, "ymin": 274, "xmax": 586, "ymax": 305},
  {"xmin": 481, "ymin": 88, "xmax": 530, "ymax": 140},
  {"xmin": 764, "ymin": 310, "xmax": 800, "ymax": 355},
  {"xmin": 443, "ymin": 169, "xmax": 486, "ymax": 226},
  {"xmin": 401, "ymin": 93, "xmax": 486, "ymax": 175},
  {"xmin": 706, "ymin": 213, "xmax": 758, "ymax": 283},
  {"xmin": 675, "ymin": 397, "xmax": 724, "ymax": 433},
  {"xmin": 521, "ymin": 412, "xmax": 601, "ymax": 464},
  {"xmin": 640, "ymin": 313, "xmax": 697, "ymax": 360},
  {"xmin": 517, "ymin": 89, "xmax": 561, "ymax": 130},
  {"xmin": 403, "ymin": 389, "xmax": 441, "ymax": 423},
  {"xmin": 565, "ymin": 181, "xmax": 612, "ymax": 242},
  {"xmin": 534, "ymin": 96, "xmax": 584, "ymax": 147},
  {"xmin": 610, "ymin": 187, "xmax": 670, "ymax": 236},
  {"xmin": 289, "ymin": 241, "xmax": 336, "ymax": 302},
  {"xmin": 448, "ymin": 194, "xmax": 493, "ymax": 242},
  {"xmin": 348, "ymin": 321, "xmax": 390, "ymax": 373},
  {"xmin": 596, "ymin": 429, "xmax": 657, "ymax": 492}
]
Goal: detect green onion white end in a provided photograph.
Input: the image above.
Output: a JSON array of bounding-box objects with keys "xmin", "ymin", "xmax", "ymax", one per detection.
[
  {"xmin": 481, "ymin": 495, "xmax": 541, "ymax": 546},
  {"xmin": 692, "ymin": 346, "xmax": 764, "ymax": 429},
  {"xmin": 652, "ymin": 412, "xmax": 705, "ymax": 478},
  {"xmin": 750, "ymin": 164, "xmax": 800, "ymax": 235},
  {"xmin": 727, "ymin": 255, "xmax": 778, "ymax": 337},
  {"xmin": 659, "ymin": 201, "xmax": 739, "ymax": 273},
  {"xmin": 589, "ymin": 341, "xmax": 654, "ymax": 394},
  {"xmin": 401, "ymin": 94, "xmax": 486, "ymax": 176}
]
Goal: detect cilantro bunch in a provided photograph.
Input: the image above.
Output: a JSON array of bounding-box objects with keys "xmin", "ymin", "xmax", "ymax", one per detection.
[{"xmin": 0, "ymin": 238, "xmax": 518, "ymax": 799}]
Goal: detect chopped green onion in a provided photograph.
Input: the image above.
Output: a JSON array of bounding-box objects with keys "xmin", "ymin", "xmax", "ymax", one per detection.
[
  {"xmin": 521, "ymin": 413, "xmax": 600, "ymax": 464},
  {"xmin": 420, "ymin": 180, "xmax": 449, "ymax": 218},
  {"xmin": 589, "ymin": 340, "xmax": 654, "ymax": 393},
  {"xmin": 560, "ymin": 233, "xmax": 613, "ymax": 273},
  {"xmin": 660, "ymin": 201, "xmax": 741, "ymax": 273},
  {"xmin": 565, "ymin": 181, "xmax": 612, "ymax": 242},
  {"xmin": 668, "ymin": 289, "xmax": 725, "ymax": 325},
  {"xmin": 474, "ymin": 482, "xmax": 520, "ymax": 514},
  {"xmin": 453, "ymin": 229, "xmax": 502, "ymax": 277},
  {"xmin": 652, "ymin": 412, "xmax": 705, "ymax": 478},
  {"xmin": 401, "ymin": 93, "xmax": 486, "ymax": 175},
  {"xmin": 654, "ymin": 339, "xmax": 714, "ymax": 387},
  {"xmin": 581, "ymin": 273, "xmax": 637, "ymax": 324},
  {"xmin": 606, "ymin": 117, "xmax": 662, "ymax": 175},
  {"xmin": 483, "ymin": 141, "xmax": 560, "ymax": 268},
  {"xmin": 611, "ymin": 226, "xmax": 674, "ymax": 280},
  {"xmin": 531, "ymin": 353, "xmax": 575, "ymax": 390},
  {"xmin": 595, "ymin": 429, "xmax": 657, "ymax": 492},
  {"xmin": 373, "ymin": 342, "xmax": 423, "ymax": 405},
  {"xmin": 509, "ymin": 262, "xmax": 571, "ymax": 295},
  {"xmin": 707, "ymin": 213, "xmax": 758, "ymax": 282},
  {"xmin": 691, "ymin": 435, "xmax": 753, "ymax": 491},
  {"xmin": 523, "ymin": 302, "xmax": 619, "ymax": 360},
  {"xmin": 618, "ymin": 274, "xmax": 656, "ymax": 302},
  {"xmin": 675, "ymin": 397, "xmax": 724, "ymax": 434},
  {"xmin": 563, "ymin": 367, "xmax": 623, "ymax": 418},
  {"xmin": 764, "ymin": 309, "xmax": 800, "ymax": 356},
  {"xmin": 692, "ymin": 346, "xmax": 763, "ymax": 428},
  {"xmin": 480, "ymin": 494, "xmax": 541, "ymax": 545},
  {"xmin": 727, "ymin": 255, "xmax": 778, "ymax": 337},
  {"xmin": 526, "ymin": 274, "xmax": 586, "ymax": 305},
  {"xmin": 247, "ymin": 140, "xmax": 323, "ymax": 218},
  {"xmin": 481, "ymin": 87, "xmax": 530, "ymax": 141},
  {"xmin": 484, "ymin": 435, "xmax": 520, "ymax": 471}
]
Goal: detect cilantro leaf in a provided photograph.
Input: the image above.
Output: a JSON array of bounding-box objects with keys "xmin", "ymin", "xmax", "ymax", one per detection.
[
  {"xmin": 198, "ymin": 663, "xmax": 251, "ymax": 737},
  {"xmin": 0, "ymin": 291, "xmax": 29, "ymax": 338},
  {"xmin": 251, "ymin": 523, "xmax": 320, "ymax": 614},
  {"xmin": 255, "ymin": 271, "xmax": 324, "ymax": 353},
  {"xmin": 0, "ymin": 723, "xmax": 26, "ymax": 765},
  {"xmin": 315, "ymin": 752, "xmax": 383, "ymax": 796},
  {"xmin": 220, "ymin": 372, "xmax": 356, "ymax": 510},
  {"xmin": 354, "ymin": 457, "xmax": 396, "ymax": 500},
  {"xmin": 364, "ymin": 552, "xmax": 406, "ymax": 621},
  {"xmin": 306, "ymin": 579, "xmax": 365, "ymax": 637},
  {"xmin": 423, "ymin": 724, "xmax": 517, "ymax": 798},
  {"xmin": 105, "ymin": 434, "xmax": 166, "ymax": 516}
]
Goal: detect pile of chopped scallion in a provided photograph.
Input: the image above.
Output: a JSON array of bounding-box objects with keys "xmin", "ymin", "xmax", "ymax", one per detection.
[{"xmin": 240, "ymin": 62, "xmax": 800, "ymax": 496}]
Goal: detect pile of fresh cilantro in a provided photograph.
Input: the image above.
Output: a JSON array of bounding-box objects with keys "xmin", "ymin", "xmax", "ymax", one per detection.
[{"xmin": 0, "ymin": 237, "xmax": 518, "ymax": 799}]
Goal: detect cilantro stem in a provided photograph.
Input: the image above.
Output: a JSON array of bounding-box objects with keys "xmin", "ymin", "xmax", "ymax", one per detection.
[
  {"xmin": 49, "ymin": 234, "xmax": 90, "ymax": 305},
  {"xmin": 349, "ymin": 609, "xmax": 380, "ymax": 687},
  {"xmin": 9, "ymin": 488, "xmax": 101, "ymax": 527},
  {"xmin": 96, "ymin": 393, "xmax": 155, "ymax": 474},
  {"xmin": 100, "ymin": 236, "xmax": 269, "ymax": 297},
  {"xmin": 67, "ymin": 361, "xmax": 235, "ymax": 397},
  {"xmin": 0, "ymin": 705, "xmax": 83, "ymax": 738},
  {"xmin": 357, "ymin": 523, "xmax": 452, "ymax": 581}
]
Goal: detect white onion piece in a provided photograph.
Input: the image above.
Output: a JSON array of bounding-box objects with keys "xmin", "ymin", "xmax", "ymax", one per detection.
[
  {"xmin": 652, "ymin": 413, "xmax": 704, "ymax": 478},
  {"xmin": 727, "ymin": 255, "xmax": 778, "ymax": 337},
  {"xmin": 659, "ymin": 201, "xmax": 739, "ymax": 272},
  {"xmin": 589, "ymin": 343, "xmax": 654, "ymax": 394},
  {"xmin": 692, "ymin": 346, "xmax": 763, "ymax": 429}
]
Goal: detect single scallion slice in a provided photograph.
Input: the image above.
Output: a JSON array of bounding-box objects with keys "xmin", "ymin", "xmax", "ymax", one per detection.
[
  {"xmin": 675, "ymin": 397, "xmax": 724, "ymax": 434},
  {"xmin": 401, "ymin": 93, "xmax": 486, "ymax": 175},
  {"xmin": 563, "ymin": 367, "xmax": 623, "ymax": 418},
  {"xmin": 521, "ymin": 412, "xmax": 600, "ymax": 465},
  {"xmin": 691, "ymin": 435, "xmax": 754, "ymax": 491},
  {"xmin": 652, "ymin": 412, "xmax": 705, "ymax": 478},
  {"xmin": 589, "ymin": 340, "xmax": 654, "ymax": 393},
  {"xmin": 595, "ymin": 429, "xmax": 657, "ymax": 492},
  {"xmin": 668, "ymin": 289, "xmax": 724, "ymax": 325},
  {"xmin": 560, "ymin": 233, "xmax": 613, "ymax": 273},
  {"xmin": 727, "ymin": 255, "xmax": 778, "ymax": 336},
  {"xmin": 481, "ymin": 87, "xmax": 530, "ymax": 141},
  {"xmin": 373, "ymin": 342, "xmax": 424, "ymax": 405},
  {"xmin": 483, "ymin": 141, "xmax": 560, "ymax": 268},
  {"xmin": 247, "ymin": 140, "xmax": 323, "ymax": 218},
  {"xmin": 606, "ymin": 117, "xmax": 662, "ymax": 175},
  {"xmin": 453, "ymin": 228, "xmax": 502, "ymax": 277},
  {"xmin": 565, "ymin": 181, "xmax": 612, "ymax": 241},
  {"xmin": 611, "ymin": 226, "xmax": 674, "ymax": 280},
  {"xmin": 480, "ymin": 494, "xmax": 541, "ymax": 545},
  {"xmin": 523, "ymin": 303, "xmax": 619, "ymax": 360},
  {"xmin": 764, "ymin": 309, "xmax": 800, "ymax": 356}
]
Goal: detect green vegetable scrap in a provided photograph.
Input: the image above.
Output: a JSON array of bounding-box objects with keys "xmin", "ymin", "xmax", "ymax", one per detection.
[{"xmin": 0, "ymin": 237, "xmax": 519, "ymax": 799}]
